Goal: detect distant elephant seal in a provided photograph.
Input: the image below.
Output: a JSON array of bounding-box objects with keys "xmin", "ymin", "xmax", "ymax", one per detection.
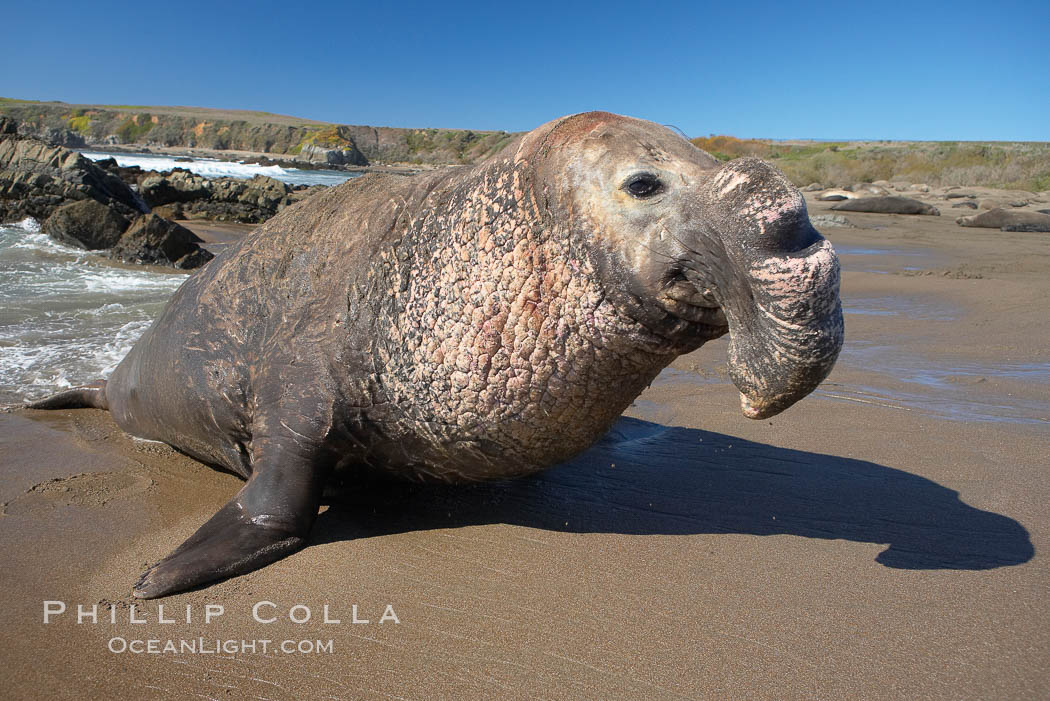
[
  {"xmin": 817, "ymin": 189, "xmax": 858, "ymax": 201},
  {"xmin": 831, "ymin": 196, "xmax": 940, "ymax": 215},
  {"xmin": 29, "ymin": 112, "xmax": 844, "ymax": 598},
  {"xmin": 956, "ymin": 207, "xmax": 1050, "ymax": 232}
]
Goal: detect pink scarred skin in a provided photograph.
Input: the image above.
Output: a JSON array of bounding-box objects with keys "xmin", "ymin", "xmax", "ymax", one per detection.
[{"xmin": 30, "ymin": 112, "xmax": 843, "ymax": 598}]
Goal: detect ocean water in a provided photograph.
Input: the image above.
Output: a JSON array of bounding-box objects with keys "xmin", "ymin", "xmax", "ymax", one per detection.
[
  {"xmin": 0, "ymin": 218, "xmax": 186, "ymax": 406},
  {"xmin": 81, "ymin": 151, "xmax": 360, "ymax": 187},
  {"xmin": 2, "ymin": 150, "xmax": 361, "ymax": 407}
]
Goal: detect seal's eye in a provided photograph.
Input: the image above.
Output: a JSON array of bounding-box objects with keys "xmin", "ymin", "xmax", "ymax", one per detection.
[{"xmin": 624, "ymin": 173, "xmax": 663, "ymax": 199}]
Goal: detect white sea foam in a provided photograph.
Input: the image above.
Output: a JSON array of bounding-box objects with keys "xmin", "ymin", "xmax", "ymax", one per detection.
[
  {"xmin": 82, "ymin": 151, "xmax": 289, "ymax": 180},
  {"xmin": 95, "ymin": 319, "xmax": 156, "ymax": 376},
  {"xmin": 80, "ymin": 151, "xmax": 359, "ymax": 187},
  {"xmin": 10, "ymin": 231, "xmax": 92, "ymax": 257},
  {"xmin": 0, "ymin": 220, "xmax": 184, "ymax": 404},
  {"xmin": 15, "ymin": 217, "xmax": 41, "ymax": 233}
]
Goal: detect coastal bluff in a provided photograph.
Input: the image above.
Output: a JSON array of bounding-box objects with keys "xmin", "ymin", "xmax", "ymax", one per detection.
[{"xmin": 0, "ymin": 99, "xmax": 519, "ymax": 167}]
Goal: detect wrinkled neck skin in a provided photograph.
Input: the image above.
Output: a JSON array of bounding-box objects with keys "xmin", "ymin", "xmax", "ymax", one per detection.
[{"xmin": 367, "ymin": 156, "xmax": 695, "ymax": 481}]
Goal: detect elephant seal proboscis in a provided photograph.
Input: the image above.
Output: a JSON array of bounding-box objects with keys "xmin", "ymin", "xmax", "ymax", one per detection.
[{"xmin": 28, "ymin": 112, "xmax": 844, "ymax": 598}]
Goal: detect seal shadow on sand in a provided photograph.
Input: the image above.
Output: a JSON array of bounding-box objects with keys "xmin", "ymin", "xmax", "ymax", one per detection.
[{"xmin": 317, "ymin": 417, "xmax": 1033, "ymax": 570}]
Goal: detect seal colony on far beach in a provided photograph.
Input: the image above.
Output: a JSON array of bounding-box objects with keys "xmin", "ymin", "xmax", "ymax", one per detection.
[{"xmin": 29, "ymin": 112, "xmax": 844, "ymax": 598}]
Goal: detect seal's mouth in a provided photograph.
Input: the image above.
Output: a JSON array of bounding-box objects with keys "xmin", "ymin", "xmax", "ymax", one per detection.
[{"xmin": 657, "ymin": 278, "xmax": 729, "ymax": 336}]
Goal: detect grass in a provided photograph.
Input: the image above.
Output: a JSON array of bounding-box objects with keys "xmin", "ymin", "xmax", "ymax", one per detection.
[{"xmin": 691, "ymin": 135, "xmax": 1050, "ymax": 192}]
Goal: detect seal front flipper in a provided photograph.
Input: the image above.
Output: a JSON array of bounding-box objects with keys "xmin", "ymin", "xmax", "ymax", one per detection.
[
  {"xmin": 133, "ymin": 429, "xmax": 331, "ymax": 599},
  {"xmin": 26, "ymin": 380, "xmax": 108, "ymax": 410}
]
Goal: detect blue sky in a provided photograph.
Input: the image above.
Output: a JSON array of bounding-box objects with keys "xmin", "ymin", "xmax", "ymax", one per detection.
[{"xmin": 3, "ymin": 0, "xmax": 1047, "ymax": 140}]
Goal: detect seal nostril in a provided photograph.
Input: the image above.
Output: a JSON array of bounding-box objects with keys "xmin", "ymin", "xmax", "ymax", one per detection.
[{"xmin": 772, "ymin": 220, "xmax": 822, "ymax": 255}]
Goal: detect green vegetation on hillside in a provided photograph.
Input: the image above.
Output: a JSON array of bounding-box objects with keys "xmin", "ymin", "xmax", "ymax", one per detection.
[
  {"xmin": 398, "ymin": 127, "xmax": 516, "ymax": 164},
  {"xmin": 115, "ymin": 113, "xmax": 155, "ymax": 143},
  {"xmin": 691, "ymin": 135, "xmax": 1050, "ymax": 192},
  {"xmin": 292, "ymin": 125, "xmax": 357, "ymax": 154},
  {"xmin": 0, "ymin": 98, "xmax": 518, "ymax": 166}
]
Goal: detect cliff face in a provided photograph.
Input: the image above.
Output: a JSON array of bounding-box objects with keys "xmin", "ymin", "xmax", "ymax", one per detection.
[{"xmin": 0, "ymin": 100, "xmax": 519, "ymax": 166}]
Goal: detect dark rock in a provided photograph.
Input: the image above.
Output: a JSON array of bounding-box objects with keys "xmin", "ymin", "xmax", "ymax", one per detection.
[
  {"xmin": 134, "ymin": 171, "xmax": 293, "ymax": 223},
  {"xmin": 42, "ymin": 199, "xmax": 130, "ymax": 249},
  {"xmin": 151, "ymin": 203, "xmax": 185, "ymax": 219},
  {"xmin": 0, "ymin": 132, "xmax": 148, "ymax": 223},
  {"xmin": 140, "ymin": 169, "xmax": 210, "ymax": 206},
  {"xmin": 831, "ymin": 196, "xmax": 940, "ymax": 216},
  {"xmin": 183, "ymin": 174, "xmax": 292, "ymax": 223},
  {"xmin": 0, "ymin": 116, "xmax": 16, "ymax": 135},
  {"xmin": 810, "ymin": 214, "xmax": 855, "ymax": 228},
  {"xmin": 951, "ymin": 201, "xmax": 979, "ymax": 209},
  {"xmin": 34, "ymin": 127, "xmax": 87, "ymax": 148},
  {"xmin": 174, "ymin": 248, "xmax": 214, "ymax": 269},
  {"xmin": 112, "ymin": 214, "xmax": 213, "ymax": 268},
  {"xmin": 956, "ymin": 208, "xmax": 1050, "ymax": 232},
  {"xmin": 95, "ymin": 160, "xmax": 148, "ymax": 188},
  {"xmin": 288, "ymin": 184, "xmax": 328, "ymax": 205}
]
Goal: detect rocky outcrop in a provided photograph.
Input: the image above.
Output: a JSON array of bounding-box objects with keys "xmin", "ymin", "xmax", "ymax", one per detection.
[
  {"xmin": 111, "ymin": 214, "xmax": 214, "ymax": 268},
  {"xmin": 0, "ymin": 121, "xmax": 211, "ymax": 268},
  {"xmin": 140, "ymin": 169, "xmax": 211, "ymax": 205},
  {"xmin": 41, "ymin": 199, "xmax": 129, "ymax": 249},
  {"xmin": 139, "ymin": 172, "xmax": 295, "ymax": 223},
  {"xmin": 0, "ymin": 121, "xmax": 147, "ymax": 224}
]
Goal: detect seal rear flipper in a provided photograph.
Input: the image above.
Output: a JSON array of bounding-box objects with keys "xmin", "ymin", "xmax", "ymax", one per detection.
[
  {"xmin": 132, "ymin": 501, "xmax": 307, "ymax": 599},
  {"xmin": 26, "ymin": 381, "xmax": 108, "ymax": 410},
  {"xmin": 133, "ymin": 434, "xmax": 330, "ymax": 599}
]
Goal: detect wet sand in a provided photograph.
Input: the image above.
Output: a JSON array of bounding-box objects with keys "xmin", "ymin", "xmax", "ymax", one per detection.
[
  {"xmin": 175, "ymin": 219, "xmax": 255, "ymax": 255},
  {"xmin": 2, "ymin": 196, "xmax": 1048, "ymax": 699}
]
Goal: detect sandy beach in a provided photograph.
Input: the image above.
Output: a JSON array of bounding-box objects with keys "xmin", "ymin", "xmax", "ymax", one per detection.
[{"xmin": 1, "ymin": 194, "xmax": 1047, "ymax": 699}]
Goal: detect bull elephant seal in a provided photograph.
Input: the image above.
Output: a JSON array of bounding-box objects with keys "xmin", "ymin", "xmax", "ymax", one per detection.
[{"xmin": 29, "ymin": 112, "xmax": 844, "ymax": 598}]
